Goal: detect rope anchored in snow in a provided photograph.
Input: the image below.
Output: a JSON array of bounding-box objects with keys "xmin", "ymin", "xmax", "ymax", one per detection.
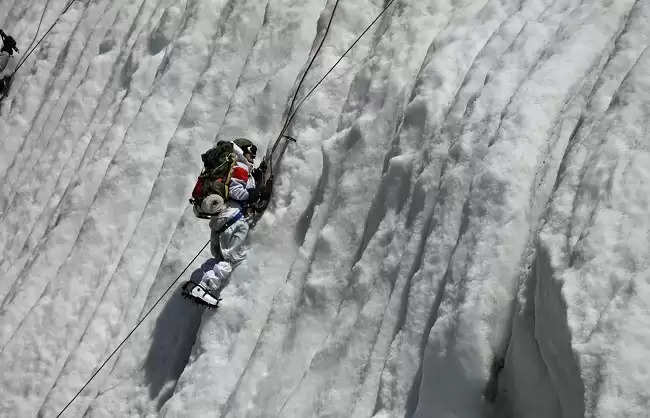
[
  {"xmin": 266, "ymin": 0, "xmax": 399, "ymax": 175},
  {"xmin": 13, "ymin": 0, "xmax": 78, "ymax": 75},
  {"xmin": 56, "ymin": 0, "xmax": 398, "ymax": 415}
]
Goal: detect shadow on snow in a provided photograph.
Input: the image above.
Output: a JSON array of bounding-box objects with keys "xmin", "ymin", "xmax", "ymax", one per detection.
[{"xmin": 144, "ymin": 259, "xmax": 217, "ymax": 410}]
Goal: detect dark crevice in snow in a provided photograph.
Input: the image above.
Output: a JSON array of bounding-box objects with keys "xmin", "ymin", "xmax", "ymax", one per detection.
[
  {"xmin": 295, "ymin": 151, "xmax": 328, "ymax": 246},
  {"xmin": 552, "ymin": 114, "xmax": 584, "ymax": 195},
  {"xmin": 390, "ymin": 198, "xmax": 436, "ymax": 342},
  {"xmin": 403, "ymin": 194, "xmax": 472, "ymax": 417},
  {"xmin": 119, "ymin": 51, "xmax": 139, "ymax": 88},
  {"xmin": 404, "ymin": 175, "xmax": 427, "ymax": 230},
  {"xmin": 484, "ymin": 263, "xmax": 538, "ymax": 409},
  {"xmin": 403, "ymin": 260, "xmax": 452, "ymax": 418},
  {"xmin": 535, "ymin": 247, "xmax": 586, "ymax": 418},
  {"xmin": 494, "ymin": 249, "xmax": 563, "ymax": 418},
  {"xmin": 353, "ymin": 141, "xmax": 411, "ymax": 266},
  {"xmin": 492, "ymin": 28, "xmax": 632, "ymax": 413},
  {"xmin": 148, "ymin": 5, "xmax": 182, "ymax": 56},
  {"xmin": 403, "ymin": 363, "xmax": 423, "ymax": 418},
  {"xmin": 152, "ymin": 2, "xmax": 192, "ymax": 81},
  {"xmin": 493, "ymin": 37, "xmax": 631, "ymax": 411},
  {"xmin": 483, "ymin": 356, "xmax": 506, "ymax": 403}
]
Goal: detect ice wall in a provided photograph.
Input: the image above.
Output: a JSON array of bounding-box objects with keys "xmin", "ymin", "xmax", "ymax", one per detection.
[{"xmin": 0, "ymin": 0, "xmax": 648, "ymax": 417}]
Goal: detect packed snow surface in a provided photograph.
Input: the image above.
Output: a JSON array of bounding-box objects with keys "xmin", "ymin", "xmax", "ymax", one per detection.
[{"xmin": 0, "ymin": 0, "xmax": 648, "ymax": 417}]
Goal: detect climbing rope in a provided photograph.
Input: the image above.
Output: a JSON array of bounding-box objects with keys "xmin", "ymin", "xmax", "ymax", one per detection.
[
  {"xmin": 56, "ymin": 239, "xmax": 211, "ymax": 417},
  {"xmin": 56, "ymin": 0, "xmax": 399, "ymax": 415},
  {"xmin": 264, "ymin": 0, "xmax": 342, "ymax": 188},
  {"xmin": 279, "ymin": 0, "xmax": 342, "ymax": 142},
  {"xmin": 268, "ymin": 0, "xmax": 399, "ymax": 161},
  {"xmin": 12, "ymin": 0, "xmax": 78, "ymax": 75},
  {"xmin": 15, "ymin": 0, "xmax": 55, "ymax": 71}
]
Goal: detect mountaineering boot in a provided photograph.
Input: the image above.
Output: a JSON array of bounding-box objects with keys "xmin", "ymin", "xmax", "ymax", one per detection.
[
  {"xmin": 181, "ymin": 281, "xmax": 221, "ymax": 308},
  {"xmin": 190, "ymin": 284, "xmax": 221, "ymax": 306}
]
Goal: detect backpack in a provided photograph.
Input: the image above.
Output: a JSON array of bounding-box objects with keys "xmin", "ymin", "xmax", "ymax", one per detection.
[
  {"xmin": 190, "ymin": 141, "xmax": 237, "ymax": 218},
  {"xmin": 0, "ymin": 31, "xmax": 17, "ymax": 55}
]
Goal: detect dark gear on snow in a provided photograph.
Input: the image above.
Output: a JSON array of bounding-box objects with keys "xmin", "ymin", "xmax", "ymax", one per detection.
[
  {"xmin": 0, "ymin": 75, "xmax": 12, "ymax": 97},
  {"xmin": 0, "ymin": 30, "xmax": 18, "ymax": 55},
  {"xmin": 249, "ymin": 161, "xmax": 273, "ymax": 218},
  {"xmin": 0, "ymin": 30, "xmax": 18, "ymax": 98}
]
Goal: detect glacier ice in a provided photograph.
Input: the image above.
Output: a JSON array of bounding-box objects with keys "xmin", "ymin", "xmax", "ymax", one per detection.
[{"xmin": 0, "ymin": 0, "xmax": 648, "ymax": 417}]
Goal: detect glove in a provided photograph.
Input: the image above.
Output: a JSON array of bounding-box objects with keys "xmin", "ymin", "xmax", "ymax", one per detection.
[
  {"xmin": 261, "ymin": 176, "xmax": 273, "ymax": 200},
  {"xmin": 247, "ymin": 187, "xmax": 259, "ymax": 203},
  {"xmin": 252, "ymin": 161, "xmax": 267, "ymax": 184}
]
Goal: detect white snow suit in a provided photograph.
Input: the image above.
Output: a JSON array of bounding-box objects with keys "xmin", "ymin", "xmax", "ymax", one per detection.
[{"xmin": 198, "ymin": 144, "xmax": 256, "ymax": 293}]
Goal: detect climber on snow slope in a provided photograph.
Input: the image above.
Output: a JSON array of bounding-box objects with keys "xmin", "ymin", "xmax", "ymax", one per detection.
[
  {"xmin": 0, "ymin": 29, "xmax": 18, "ymax": 95},
  {"xmin": 184, "ymin": 138, "xmax": 269, "ymax": 307}
]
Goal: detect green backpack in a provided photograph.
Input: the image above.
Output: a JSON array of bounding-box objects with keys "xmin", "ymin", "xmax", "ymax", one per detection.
[
  {"xmin": 190, "ymin": 141, "xmax": 237, "ymax": 218},
  {"xmin": 190, "ymin": 138, "xmax": 256, "ymax": 218}
]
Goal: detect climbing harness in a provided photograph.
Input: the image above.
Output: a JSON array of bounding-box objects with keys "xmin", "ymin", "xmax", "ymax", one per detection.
[{"xmin": 56, "ymin": 0, "xmax": 399, "ymax": 415}]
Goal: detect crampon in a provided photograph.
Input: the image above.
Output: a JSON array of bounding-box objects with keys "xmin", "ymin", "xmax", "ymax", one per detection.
[{"xmin": 181, "ymin": 281, "xmax": 221, "ymax": 309}]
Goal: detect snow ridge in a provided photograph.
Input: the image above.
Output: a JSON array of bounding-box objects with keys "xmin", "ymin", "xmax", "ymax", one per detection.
[{"xmin": 0, "ymin": 0, "xmax": 648, "ymax": 417}]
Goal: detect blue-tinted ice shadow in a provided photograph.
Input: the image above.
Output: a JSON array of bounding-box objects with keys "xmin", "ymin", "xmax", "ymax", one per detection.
[{"xmin": 144, "ymin": 258, "xmax": 216, "ymax": 409}]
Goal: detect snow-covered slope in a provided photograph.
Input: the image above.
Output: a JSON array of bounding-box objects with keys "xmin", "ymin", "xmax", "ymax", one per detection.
[{"xmin": 0, "ymin": 0, "xmax": 648, "ymax": 417}]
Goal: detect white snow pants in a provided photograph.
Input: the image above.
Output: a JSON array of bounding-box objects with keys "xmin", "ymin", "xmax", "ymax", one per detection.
[{"xmin": 199, "ymin": 215, "xmax": 249, "ymax": 292}]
